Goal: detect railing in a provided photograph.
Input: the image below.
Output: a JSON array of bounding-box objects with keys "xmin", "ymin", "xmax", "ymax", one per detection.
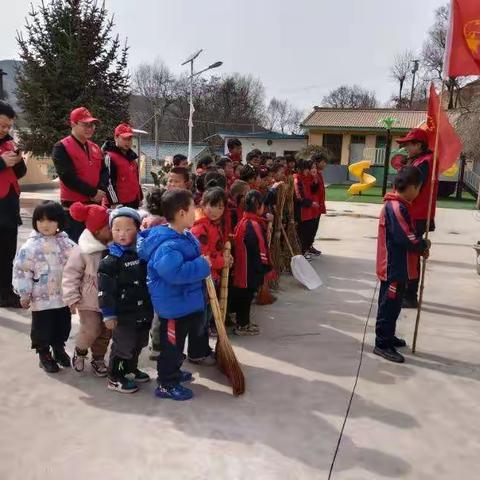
[
  {"xmin": 363, "ymin": 147, "xmax": 386, "ymax": 166},
  {"xmin": 464, "ymin": 167, "xmax": 480, "ymax": 195}
]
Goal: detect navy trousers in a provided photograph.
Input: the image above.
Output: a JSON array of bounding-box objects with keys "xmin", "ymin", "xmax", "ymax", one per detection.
[{"xmin": 375, "ymin": 280, "xmax": 406, "ymax": 348}]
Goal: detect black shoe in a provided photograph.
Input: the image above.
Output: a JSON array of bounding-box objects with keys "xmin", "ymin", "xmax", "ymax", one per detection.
[
  {"xmin": 402, "ymin": 297, "xmax": 418, "ymax": 309},
  {"xmin": 373, "ymin": 346, "xmax": 405, "ymax": 363},
  {"xmin": 52, "ymin": 347, "xmax": 71, "ymax": 368},
  {"xmin": 308, "ymin": 246, "xmax": 322, "ymax": 256},
  {"xmin": 39, "ymin": 351, "xmax": 60, "ymax": 373},
  {"xmin": 393, "ymin": 336, "xmax": 407, "ymax": 348}
]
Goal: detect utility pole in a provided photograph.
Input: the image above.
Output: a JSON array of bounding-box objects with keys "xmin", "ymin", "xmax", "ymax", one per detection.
[
  {"xmin": 409, "ymin": 60, "xmax": 420, "ymax": 109},
  {"xmin": 154, "ymin": 109, "xmax": 159, "ymax": 165},
  {"xmin": 0, "ymin": 69, "xmax": 7, "ymax": 100},
  {"xmin": 381, "ymin": 117, "xmax": 396, "ymax": 197}
]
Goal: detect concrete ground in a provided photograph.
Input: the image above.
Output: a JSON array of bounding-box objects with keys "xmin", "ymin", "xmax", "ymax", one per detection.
[{"xmin": 1, "ymin": 196, "xmax": 479, "ymax": 479}]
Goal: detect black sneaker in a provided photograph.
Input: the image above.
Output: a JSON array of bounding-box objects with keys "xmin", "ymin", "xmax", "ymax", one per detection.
[
  {"xmin": 402, "ymin": 297, "xmax": 418, "ymax": 309},
  {"xmin": 393, "ymin": 336, "xmax": 407, "ymax": 348},
  {"xmin": 373, "ymin": 346, "xmax": 405, "ymax": 363},
  {"xmin": 52, "ymin": 348, "xmax": 71, "ymax": 368},
  {"xmin": 308, "ymin": 246, "xmax": 322, "ymax": 256},
  {"xmin": 39, "ymin": 352, "xmax": 60, "ymax": 373},
  {"xmin": 107, "ymin": 376, "xmax": 139, "ymax": 394}
]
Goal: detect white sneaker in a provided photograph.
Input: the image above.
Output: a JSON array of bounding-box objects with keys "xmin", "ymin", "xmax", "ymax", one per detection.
[
  {"xmin": 72, "ymin": 350, "xmax": 86, "ymax": 372},
  {"xmin": 91, "ymin": 359, "xmax": 108, "ymax": 377}
]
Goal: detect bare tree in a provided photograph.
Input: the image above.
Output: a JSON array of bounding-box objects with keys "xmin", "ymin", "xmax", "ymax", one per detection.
[
  {"xmin": 421, "ymin": 3, "xmax": 461, "ymax": 109},
  {"xmin": 132, "ymin": 59, "xmax": 178, "ymax": 140},
  {"xmin": 322, "ymin": 85, "xmax": 378, "ymax": 109},
  {"xmin": 390, "ymin": 50, "xmax": 415, "ymax": 108},
  {"xmin": 265, "ymin": 97, "xmax": 303, "ymax": 133}
]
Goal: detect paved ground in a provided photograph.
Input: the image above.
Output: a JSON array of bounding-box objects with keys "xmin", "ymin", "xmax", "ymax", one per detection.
[{"xmin": 1, "ymin": 196, "xmax": 479, "ymax": 479}]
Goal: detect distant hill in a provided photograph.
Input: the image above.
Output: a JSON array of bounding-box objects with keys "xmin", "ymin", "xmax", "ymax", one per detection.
[{"xmin": 0, "ymin": 59, "xmax": 22, "ymax": 112}]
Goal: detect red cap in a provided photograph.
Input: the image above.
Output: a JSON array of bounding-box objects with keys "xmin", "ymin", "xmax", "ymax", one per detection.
[
  {"xmin": 69, "ymin": 202, "xmax": 109, "ymax": 233},
  {"xmin": 396, "ymin": 128, "xmax": 428, "ymax": 145},
  {"xmin": 70, "ymin": 107, "xmax": 98, "ymax": 124},
  {"xmin": 114, "ymin": 123, "xmax": 134, "ymax": 138}
]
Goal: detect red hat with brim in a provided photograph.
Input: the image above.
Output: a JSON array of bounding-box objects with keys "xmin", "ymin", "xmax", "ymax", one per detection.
[
  {"xmin": 396, "ymin": 128, "xmax": 428, "ymax": 145},
  {"xmin": 114, "ymin": 123, "xmax": 134, "ymax": 138},
  {"xmin": 70, "ymin": 107, "xmax": 99, "ymax": 124}
]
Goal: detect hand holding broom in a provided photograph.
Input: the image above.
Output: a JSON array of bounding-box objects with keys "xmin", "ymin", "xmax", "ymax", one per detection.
[{"xmin": 206, "ymin": 276, "xmax": 245, "ymax": 396}]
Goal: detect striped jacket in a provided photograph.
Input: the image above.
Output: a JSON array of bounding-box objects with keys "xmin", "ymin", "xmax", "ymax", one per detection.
[{"xmin": 376, "ymin": 192, "xmax": 428, "ymax": 282}]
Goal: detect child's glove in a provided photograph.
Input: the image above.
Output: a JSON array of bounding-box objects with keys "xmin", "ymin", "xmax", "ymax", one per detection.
[
  {"xmin": 104, "ymin": 317, "xmax": 118, "ymax": 330},
  {"xmin": 20, "ymin": 297, "xmax": 30, "ymax": 309}
]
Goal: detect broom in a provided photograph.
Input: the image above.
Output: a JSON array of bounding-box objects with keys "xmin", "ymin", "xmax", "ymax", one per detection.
[
  {"xmin": 270, "ymin": 182, "xmax": 288, "ymax": 277},
  {"xmin": 219, "ymin": 242, "xmax": 231, "ymax": 322},
  {"xmin": 256, "ymin": 221, "xmax": 277, "ymax": 305},
  {"xmin": 206, "ymin": 276, "xmax": 246, "ymax": 396},
  {"xmin": 286, "ymin": 176, "xmax": 302, "ymax": 256}
]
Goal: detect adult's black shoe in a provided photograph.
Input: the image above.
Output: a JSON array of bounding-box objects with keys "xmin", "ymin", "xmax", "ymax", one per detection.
[
  {"xmin": 373, "ymin": 346, "xmax": 405, "ymax": 363},
  {"xmin": 39, "ymin": 352, "xmax": 60, "ymax": 373},
  {"xmin": 393, "ymin": 336, "xmax": 407, "ymax": 348},
  {"xmin": 402, "ymin": 297, "xmax": 418, "ymax": 309},
  {"xmin": 53, "ymin": 348, "xmax": 71, "ymax": 368}
]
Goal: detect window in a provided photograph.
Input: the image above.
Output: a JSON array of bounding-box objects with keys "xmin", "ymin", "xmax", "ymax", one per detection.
[
  {"xmin": 375, "ymin": 135, "xmax": 387, "ymax": 148},
  {"xmin": 262, "ymin": 151, "xmax": 276, "ymax": 157},
  {"xmin": 284, "ymin": 150, "xmax": 298, "ymax": 157},
  {"xmin": 351, "ymin": 135, "xmax": 366, "ymax": 144},
  {"xmin": 322, "ymin": 134, "xmax": 343, "ymax": 164}
]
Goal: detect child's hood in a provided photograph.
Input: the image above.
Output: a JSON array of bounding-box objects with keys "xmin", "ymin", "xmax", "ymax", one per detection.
[
  {"xmin": 137, "ymin": 224, "xmax": 189, "ymax": 262},
  {"xmin": 78, "ymin": 228, "xmax": 108, "ymax": 255}
]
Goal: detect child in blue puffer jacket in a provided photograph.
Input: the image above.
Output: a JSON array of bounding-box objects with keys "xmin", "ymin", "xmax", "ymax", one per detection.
[{"xmin": 137, "ymin": 188, "xmax": 214, "ymax": 401}]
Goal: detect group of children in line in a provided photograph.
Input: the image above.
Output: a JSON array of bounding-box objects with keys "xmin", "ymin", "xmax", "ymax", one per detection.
[{"xmin": 12, "ymin": 141, "xmax": 327, "ymax": 400}]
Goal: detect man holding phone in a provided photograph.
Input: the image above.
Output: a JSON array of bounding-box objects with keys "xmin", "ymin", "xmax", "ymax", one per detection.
[
  {"xmin": 0, "ymin": 101, "xmax": 27, "ymax": 308},
  {"xmin": 52, "ymin": 107, "xmax": 108, "ymax": 242}
]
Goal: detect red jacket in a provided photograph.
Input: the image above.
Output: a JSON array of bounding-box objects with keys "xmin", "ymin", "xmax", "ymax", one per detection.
[
  {"xmin": 294, "ymin": 173, "xmax": 320, "ymax": 222},
  {"xmin": 60, "ymin": 136, "xmax": 103, "ymax": 203},
  {"xmin": 410, "ymin": 151, "xmax": 438, "ymax": 223},
  {"xmin": 0, "ymin": 137, "xmax": 21, "ymax": 198},
  {"xmin": 190, "ymin": 216, "xmax": 226, "ymax": 281},
  {"xmin": 103, "ymin": 142, "xmax": 141, "ymax": 207},
  {"xmin": 310, "ymin": 172, "xmax": 326, "ymax": 216}
]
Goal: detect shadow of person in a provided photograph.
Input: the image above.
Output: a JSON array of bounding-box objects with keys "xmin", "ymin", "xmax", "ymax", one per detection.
[{"xmin": 51, "ymin": 359, "xmax": 412, "ymax": 478}]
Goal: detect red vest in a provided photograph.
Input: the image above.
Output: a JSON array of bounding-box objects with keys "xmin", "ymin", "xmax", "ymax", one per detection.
[
  {"xmin": 60, "ymin": 136, "xmax": 103, "ymax": 202},
  {"xmin": 294, "ymin": 173, "xmax": 318, "ymax": 222},
  {"xmin": 410, "ymin": 152, "xmax": 438, "ymax": 222},
  {"xmin": 107, "ymin": 150, "xmax": 140, "ymax": 204},
  {"xmin": 0, "ymin": 138, "xmax": 20, "ymax": 199}
]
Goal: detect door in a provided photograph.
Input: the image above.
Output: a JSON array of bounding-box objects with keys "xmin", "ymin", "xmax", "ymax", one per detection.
[
  {"xmin": 322, "ymin": 134, "xmax": 343, "ymax": 165},
  {"xmin": 349, "ymin": 135, "xmax": 366, "ymax": 180}
]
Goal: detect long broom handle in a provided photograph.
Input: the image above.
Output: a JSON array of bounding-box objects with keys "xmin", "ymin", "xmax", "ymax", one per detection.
[
  {"xmin": 219, "ymin": 241, "xmax": 231, "ymax": 323},
  {"xmin": 280, "ymin": 223, "xmax": 295, "ymax": 257},
  {"xmin": 412, "ymin": 82, "xmax": 445, "ymax": 354},
  {"xmin": 206, "ymin": 276, "xmax": 227, "ymax": 338}
]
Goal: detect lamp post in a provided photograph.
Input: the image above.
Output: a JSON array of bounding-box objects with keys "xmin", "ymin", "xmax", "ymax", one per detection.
[
  {"xmin": 409, "ymin": 59, "xmax": 420, "ymax": 109},
  {"xmin": 181, "ymin": 50, "xmax": 222, "ymax": 163},
  {"xmin": 380, "ymin": 117, "xmax": 396, "ymax": 197}
]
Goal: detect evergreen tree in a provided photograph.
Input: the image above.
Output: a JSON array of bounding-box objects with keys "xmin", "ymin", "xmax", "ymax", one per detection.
[{"xmin": 16, "ymin": 0, "xmax": 130, "ymax": 153}]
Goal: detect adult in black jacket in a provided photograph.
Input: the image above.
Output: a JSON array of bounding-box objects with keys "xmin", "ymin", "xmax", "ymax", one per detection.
[
  {"xmin": 0, "ymin": 102, "xmax": 27, "ymax": 307},
  {"xmin": 98, "ymin": 207, "xmax": 153, "ymax": 394}
]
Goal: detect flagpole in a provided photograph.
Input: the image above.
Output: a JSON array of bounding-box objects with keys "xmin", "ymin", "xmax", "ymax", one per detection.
[{"xmin": 412, "ymin": 81, "xmax": 445, "ymax": 354}]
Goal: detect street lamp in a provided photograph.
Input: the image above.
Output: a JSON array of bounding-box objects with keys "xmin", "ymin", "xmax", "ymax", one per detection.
[
  {"xmin": 380, "ymin": 117, "xmax": 397, "ymax": 197},
  {"xmin": 181, "ymin": 50, "xmax": 223, "ymax": 163}
]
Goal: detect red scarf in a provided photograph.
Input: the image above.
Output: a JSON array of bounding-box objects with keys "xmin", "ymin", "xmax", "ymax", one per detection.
[{"xmin": 233, "ymin": 212, "xmax": 270, "ymax": 288}]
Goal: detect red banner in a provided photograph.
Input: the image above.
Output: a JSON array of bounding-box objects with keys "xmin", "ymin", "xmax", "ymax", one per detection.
[
  {"xmin": 426, "ymin": 83, "xmax": 462, "ymax": 173},
  {"xmin": 445, "ymin": 0, "xmax": 480, "ymax": 77}
]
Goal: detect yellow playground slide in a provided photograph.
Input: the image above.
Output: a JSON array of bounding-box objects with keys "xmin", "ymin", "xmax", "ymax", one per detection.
[{"xmin": 347, "ymin": 160, "xmax": 376, "ymax": 195}]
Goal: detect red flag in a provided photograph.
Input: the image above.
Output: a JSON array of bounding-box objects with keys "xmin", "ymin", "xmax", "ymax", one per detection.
[
  {"xmin": 445, "ymin": 0, "xmax": 480, "ymax": 76},
  {"xmin": 426, "ymin": 83, "xmax": 462, "ymax": 173}
]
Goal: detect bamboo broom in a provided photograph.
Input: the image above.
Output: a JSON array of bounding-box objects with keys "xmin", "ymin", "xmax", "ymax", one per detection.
[
  {"xmin": 206, "ymin": 276, "xmax": 245, "ymax": 396},
  {"xmin": 256, "ymin": 221, "xmax": 276, "ymax": 305},
  {"xmin": 219, "ymin": 242, "xmax": 231, "ymax": 322}
]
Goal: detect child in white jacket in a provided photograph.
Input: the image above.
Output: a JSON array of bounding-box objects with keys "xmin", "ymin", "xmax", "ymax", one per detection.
[{"xmin": 13, "ymin": 201, "xmax": 75, "ymax": 373}]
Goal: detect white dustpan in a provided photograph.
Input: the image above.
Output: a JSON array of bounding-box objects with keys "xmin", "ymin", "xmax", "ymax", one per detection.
[
  {"xmin": 290, "ymin": 254, "xmax": 323, "ymax": 290},
  {"xmin": 281, "ymin": 224, "xmax": 323, "ymax": 290}
]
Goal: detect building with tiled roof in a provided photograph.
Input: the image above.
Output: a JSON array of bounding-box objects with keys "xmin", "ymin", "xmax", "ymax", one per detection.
[{"xmin": 301, "ymin": 107, "xmax": 426, "ymax": 166}]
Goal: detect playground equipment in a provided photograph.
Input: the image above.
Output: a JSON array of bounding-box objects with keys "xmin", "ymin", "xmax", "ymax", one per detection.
[{"xmin": 347, "ymin": 160, "xmax": 376, "ymax": 195}]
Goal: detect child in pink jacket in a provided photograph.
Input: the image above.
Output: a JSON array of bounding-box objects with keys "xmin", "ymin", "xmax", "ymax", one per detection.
[{"xmin": 62, "ymin": 203, "xmax": 112, "ymax": 376}]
